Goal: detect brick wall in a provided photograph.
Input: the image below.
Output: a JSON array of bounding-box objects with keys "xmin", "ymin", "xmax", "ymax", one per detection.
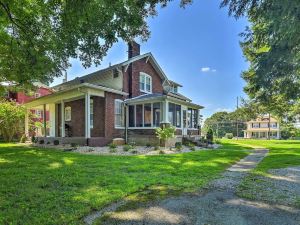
[
  {"xmin": 123, "ymin": 58, "xmax": 164, "ymax": 98},
  {"xmin": 91, "ymin": 96, "xmax": 105, "ymax": 137},
  {"xmin": 64, "ymin": 99, "xmax": 85, "ymax": 137}
]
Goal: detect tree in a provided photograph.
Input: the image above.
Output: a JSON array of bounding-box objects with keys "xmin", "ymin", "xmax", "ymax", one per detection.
[
  {"xmin": 0, "ymin": 0, "xmax": 192, "ymax": 90},
  {"xmin": 0, "ymin": 100, "xmax": 25, "ymax": 142},
  {"xmin": 221, "ymin": 0, "xmax": 300, "ymax": 116}
]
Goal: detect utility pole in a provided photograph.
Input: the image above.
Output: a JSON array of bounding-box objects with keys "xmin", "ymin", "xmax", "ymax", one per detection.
[{"xmin": 236, "ymin": 97, "xmax": 239, "ymax": 140}]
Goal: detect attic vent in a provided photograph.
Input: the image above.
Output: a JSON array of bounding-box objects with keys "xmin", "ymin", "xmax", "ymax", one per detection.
[{"xmin": 113, "ymin": 69, "xmax": 119, "ymax": 78}]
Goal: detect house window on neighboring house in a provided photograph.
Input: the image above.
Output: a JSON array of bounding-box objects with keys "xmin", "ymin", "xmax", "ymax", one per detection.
[
  {"xmin": 139, "ymin": 73, "xmax": 152, "ymax": 93},
  {"xmin": 36, "ymin": 109, "xmax": 42, "ymax": 118},
  {"xmin": 90, "ymin": 99, "xmax": 94, "ymax": 128},
  {"xmin": 35, "ymin": 93, "xmax": 41, "ymax": 98},
  {"xmin": 115, "ymin": 99, "xmax": 124, "ymax": 128},
  {"xmin": 65, "ymin": 107, "xmax": 71, "ymax": 121}
]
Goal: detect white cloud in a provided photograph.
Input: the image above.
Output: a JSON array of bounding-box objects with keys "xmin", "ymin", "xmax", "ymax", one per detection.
[
  {"xmin": 201, "ymin": 67, "xmax": 217, "ymax": 73},
  {"xmin": 215, "ymin": 108, "xmax": 233, "ymax": 112}
]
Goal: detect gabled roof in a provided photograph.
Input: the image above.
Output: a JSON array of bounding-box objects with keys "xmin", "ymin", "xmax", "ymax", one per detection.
[{"xmin": 53, "ymin": 52, "xmax": 171, "ymax": 90}]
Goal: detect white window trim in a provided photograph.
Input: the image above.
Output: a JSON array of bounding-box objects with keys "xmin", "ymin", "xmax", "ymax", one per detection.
[
  {"xmin": 36, "ymin": 109, "xmax": 42, "ymax": 118},
  {"xmin": 35, "ymin": 93, "xmax": 41, "ymax": 98},
  {"xmin": 139, "ymin": 72, "xmax": 152, "ymax": 94},
  {"xmin": 115, "ymin": 99, "xmax": 124, "ymax": 128},
  {"xmin": 65, "ymin": 106, "xmax": 71, "ymax": 122}
]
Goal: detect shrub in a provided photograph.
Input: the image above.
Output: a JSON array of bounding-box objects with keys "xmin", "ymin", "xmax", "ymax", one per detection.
[
  {"xmin": 146, "ymin": 143, "xmax": 151, "ymax": 148},
  {"xmin": 123, "ymin": 144, "xmax": 133, "ymax": 152},
  {"xmin": 53, "ymin": 140, "xmax": 59, "ymax": 145},
  {"xmin": 175, "ymin": 142, "xmax": 182, "ymax": 151},
  {"xmin": 39, "ymin": 139, "xmax": 44, "ymax": 144},
  {"xmin": 224, "ymin": 133, "xmax": 233, "ymax": 139},
  {"xmin": 71, "ymin": 143, "xmax": 79, "ymax": 148},
  {"xmin": 215, "ymin": 139, "xmax": 221, "ymax": 144},
  {"xmin": 131, "ymin": 150, "xmax": 138, "ymax": 154},
  {"xmin": 129, "ymin": 141, "xmax": 136, "ymax": 146},
  {"xmin": 20, "ymin": 134, "xmax": 26, "ymax": 143},
  {"xmin": 108, "ymin": 143, "xmax": 117, "ymax": 149},
  {"xmin": 109, "ymin": 148, "xmax": 117, "ymax": 153},
  {"xmin": 154, "ymin": 145, "xmax": 160, "ymax": 150},
  {"xmin": 206, "ymin": 128, "xmax": 214, "ymax": 144},
  {"xmin": 155, "ymin": 126, "xmax": 176, "ymax": 146},
  {"xmin": 190, "ymin": 146, "xmax": 196, "ymax": 151},
  {"xmin": 31, "ymin": 136, "xmax": 36, "ymax": 143},
  {"xmin": 47, "ymin": 141, "xmax": 50, "ymax": 145},
  {"xmin": 159, "ymin": 150, "xmax": 165, "ymax": 154}
]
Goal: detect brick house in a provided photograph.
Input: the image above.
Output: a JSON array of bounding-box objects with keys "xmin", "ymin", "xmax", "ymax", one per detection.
[
  {"xmin": 2, "ymin": 82, "xmax": 53, "ymax": 136},
  {"xmin": 24, "ymin": 42, "xmax": 204, "ymax": 146}
]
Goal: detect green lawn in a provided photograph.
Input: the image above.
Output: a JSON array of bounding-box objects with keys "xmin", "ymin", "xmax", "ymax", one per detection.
[
  {"xmin": 0, "ymin": 143, "xmax": 248, "ymax": 225},
  {"xmin": 221, "ymin": 139, "xmax": 300, "ymax": 206}
]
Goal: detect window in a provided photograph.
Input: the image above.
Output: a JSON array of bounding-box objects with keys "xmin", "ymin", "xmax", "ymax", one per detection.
[
  {"xmin": 114, "ymin": 100, "xmax": 124, "ymax": 127},
  {"xmin": 187, "ymin": 108, "xmax": 198, "ymax": 128},
  {"xmin": 136, "ymin": 104, "xmax": 143, "ymax": 127},
  {"xmin": 36, "ymin": 109, "xmax": 42, "ymax": 118},
  {"xmin": 90, "ymin": 99, "xmax": 94, "ymax": 128},
  {"xmin": 144, "ymin": 104, "xmax": 152, "ymax": 127},
  {"xmin": 252, "ymin": 123, "xmax": 260, "ymax": 128},
  {"xmin": 139, "ymin": 73, "xmax": 152, "ymax": 93},
  {"xmin": 128, "ymin": 102, "xmax": 162, "ymax": 128},
  {"xmin": 153, "ymin": 103, "xmax": 161, "ymax": 127},
  {"xmin": 65, "ymin": 107, "xmax": 71, "ymax": 121},
  {"xmin": 35, "ymin": 93, "xmax": 41, "ymax": 98},
  {"xmin": 168, "ymin": 103, "xmax": 181, "ymax": 128}
]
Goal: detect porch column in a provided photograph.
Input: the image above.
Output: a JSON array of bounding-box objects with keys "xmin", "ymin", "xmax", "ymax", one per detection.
[
  {"xmin": 25, "ymin": 108, "xmax": 29, "ymax": 137},
  {"xmin": 161, "ymin": 100, "xmax": 169, "ymax": 124},
  {"xmin": 49, "ymin": 103, "xmax": 56, "ymax": 137},
  {"xmin": 61, "ymin": 100, "xmax": 65, "ymax": 137},
  {"xmin": 85, "ymin": 92, "xmax": 91, "ymax": 138},
  {"xmin": 43, "ymin": 104, "xmax": 47, "ymax": 137}
]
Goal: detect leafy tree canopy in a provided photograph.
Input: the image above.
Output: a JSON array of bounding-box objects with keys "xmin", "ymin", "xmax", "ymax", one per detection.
[
  {"xmin": 0, "ymin": 0, "xmax": 191, "ymax": 89},
  {"xmin": 221, "ymin": 0, "xmax": 300, "ymax": 116}
]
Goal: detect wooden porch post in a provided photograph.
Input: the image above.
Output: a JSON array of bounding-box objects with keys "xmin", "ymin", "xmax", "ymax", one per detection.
[
  {"xmin": 25, "ymin": 108, "xmax": 29, "ymax": 137},
  {"xmin": 49, "ymin": 103, "xmax": 56, "ymax": 137},
  {"xmin": 43, "ymin": 104, "xmax": 47, "ymax": 137}
]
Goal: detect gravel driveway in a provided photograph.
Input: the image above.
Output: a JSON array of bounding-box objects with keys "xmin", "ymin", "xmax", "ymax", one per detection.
[{"xmin": 85, "ymin": 149, "xmax": 300, "ymax": 225}]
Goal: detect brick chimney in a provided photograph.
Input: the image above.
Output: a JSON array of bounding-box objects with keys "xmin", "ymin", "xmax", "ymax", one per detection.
[{"xmin": 128, "ymin": 41, "xmax": 140, "ymax": 59}]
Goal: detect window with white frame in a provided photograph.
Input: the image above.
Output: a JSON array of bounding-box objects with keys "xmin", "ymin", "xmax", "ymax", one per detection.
[
  {"xmin": 128, "ymin": 102, "xmax": 162, "ymax": 128},
  {"xmin": 115, "ymin": 99, "xmax": 124, "ymax": 127},
  {"xmin": 35, "ymin": 93, "xmax": 41, "ymax": 98},
  {"xmin": 139, "ymin": 73, "xmax": 152, "ymax": 93},
  {"xmin": 65, "ymin": 106, "xmax": 71, "ymax": 121},
  {"xmin": 168, "ymin": 103, "xmax": 181, "ymax": 128},
  {"xmin": 90, "ymin": 99, "xmax": 94, "ymax": 128},
  {"xmin": 35, "ymin": 109, "xmax": 42, "ymax": 118}
]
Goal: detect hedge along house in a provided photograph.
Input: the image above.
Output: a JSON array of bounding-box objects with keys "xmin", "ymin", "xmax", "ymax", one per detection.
[{"xmin": 24, "ymin": 42, "xmax": 204, "ymax": 146}]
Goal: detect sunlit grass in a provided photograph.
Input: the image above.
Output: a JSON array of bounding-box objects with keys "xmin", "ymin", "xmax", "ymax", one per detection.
[{"xmin": 0, "ymin": 142, "xmax": 248, "ymax": 225}]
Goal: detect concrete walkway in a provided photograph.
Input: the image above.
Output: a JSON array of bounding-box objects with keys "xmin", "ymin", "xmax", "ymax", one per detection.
[{"xmin": 84, "ymin": 149, "xmax": 300, "ymax": 225}]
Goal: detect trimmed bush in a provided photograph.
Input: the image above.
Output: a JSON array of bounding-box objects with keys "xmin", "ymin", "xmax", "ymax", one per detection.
[
  {"xmin": 71, "ymin": 143, "xmax": 79, "ymax": 148},
  {"xmin": 206, "ymin": 128, "xmax": 214, "ymax": 144},
  {"xmin": 109, "ymin": 148, "xmax": 117, "ymax": 153},
  {"xmin": 108, "ymin": 143, "xmax": 117, "ymax": 149},
  {"xmin": 154, "ymin": 145, "xmax": 160, "ymax": 150},
  {"xmin": 53, "ymin": 140, "xmax": 59, "ymax": 145},
  {"xmin": 146, "ymin": 143, "xmax": 151, "ymax": 148},
  {"xmin": 159, "ymin": 150, "xmax": 165, "ymax": 154},
  {"xmin": 175, "ymin": 142, "xmax": 182, "ymax": 151},
  {"xmin": 20, "ymin": 134, "xmax": 26, "ymax": 143},
  {"xmin": 131, "ymin": 150, "xmax": 138, "ymax": 154},
  {"xmin": 224, "ymin": 133, "xmax": 233, "ymax": 139},
  {"xmin": 39, "ymin": 140, "xmax": 44, "ymax": 144},
  {"xmin": 123, "ymin": 145, "xmax": 133, "ymax": 152}
]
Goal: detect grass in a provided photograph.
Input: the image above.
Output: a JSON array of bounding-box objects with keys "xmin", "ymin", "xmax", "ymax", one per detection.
[
  {"xmin": 0, "ymin": 143, "xmax": 248, "ymax": 225},
  {"xmin": 221, "ymin": 139, "xmax": 300, "ymax": 206}
]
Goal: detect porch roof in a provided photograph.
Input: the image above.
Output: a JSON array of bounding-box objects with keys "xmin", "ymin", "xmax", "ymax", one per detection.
[
  {"xmin": 124, "ymin": 93, "xmax": 204, "ymax": 109},
  {"xmin": 24, "ymin": 83, "xmax": 128, "ymax": 108}
]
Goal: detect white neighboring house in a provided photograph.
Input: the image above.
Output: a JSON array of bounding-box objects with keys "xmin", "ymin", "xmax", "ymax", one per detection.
[
  {"xmin": 293, "ymin": 116, "xmax": 300, "ymax": 129},
  {"xmin": 244, "ymin": 115, "xmax": 280, "ymax": 139}
]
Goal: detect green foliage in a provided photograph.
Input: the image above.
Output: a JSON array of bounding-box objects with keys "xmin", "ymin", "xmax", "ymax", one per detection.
[
  {"xmin": 0, "ymin": 100, "xmax": 25, "ymax": 142},
  {"xmin": 155, "ymin": 126, "xmax": 176, "ymax": 141},
  {"xmin": 146, "ymin": 143, "xmax": 152, "ymax": 148},
  {"xmin": 109, "ymin": 148, "xmax": 117, "ymax": 153},
  {"xmin": 39, "ymin": 140, "xmax": 44, "ymax": 145},
  {"xmin": 130, "ymin": 149, "xmax": 138, "ymax": 154},
  {"xmin": 123, "ymin": 144, "xmax": 133, "ymax": 152},
  {"xmin": 53, "ymin": 140, "xmax": 59, "ymax": 145},
  {"xmin": 0, "ymin": 142, "xmax": 248, "ymax": 224},
  {"xmin": 154, "ymin": 145, "xmax": 160, "ymax": 150},
  {"xmin": 175, "ymin": 142, "xmax": 182, "ymax": 151},
  {"xmin": 0, "ymin": 0, "xmax": 191, "ymax": 88},
  {"xmin": 225, "ymin": 133, "xmax": 233, "ymax": 139},
  {"xmin": 206, "ymin": 128, "xmax": 214, "ymax": 143},
  {"xmin": 108, "ymin": 143, "xmax": 117, "ymax": 149},
  {"xmin": 280, "ymin": 122, "xmax": 300, "ymax": 140},
  {"xmin": 71, "ymin": 143, "xmax": 78, "ymax": 148},
  {"xmin": 221, "ymin": 0, "xmax": 300, "ymax": 115},
  {"xmin": 159, "ymin": 150, "xmax": 165, "ymax": 154},
  {"xmin": 31, "ymin": 136, "xmax": 36, "ymax": 143},
  {"xmin": 19, "ymin": 134, "xmax": 26, "ymax": 143}
]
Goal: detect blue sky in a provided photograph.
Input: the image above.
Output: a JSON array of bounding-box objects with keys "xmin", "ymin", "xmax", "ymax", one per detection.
[{"xmin": 51, "ymin": 0, "xmax": 249, "ymax": 120}]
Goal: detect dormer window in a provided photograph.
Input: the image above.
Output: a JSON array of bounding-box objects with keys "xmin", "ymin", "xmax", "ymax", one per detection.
[
  {"xmin": 139, "ymin": 73, "xmax": 152, "ymax": 93},
  {"xmin": 171, "ymin": 86, "xmax": 178, "ymax": 93}
]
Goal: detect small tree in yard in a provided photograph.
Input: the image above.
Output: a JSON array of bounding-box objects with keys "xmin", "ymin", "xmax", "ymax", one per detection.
[
  {"xmin": 155, "ymin": 126, "xmax": 176, "ymax": 148},
  {"xmin": 0, "ymin": 100, "xmax": 25, "ymax": 142},
  {"xmin": 206, "ymin": 128, "xmax": 214, "ymax": 144}
]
